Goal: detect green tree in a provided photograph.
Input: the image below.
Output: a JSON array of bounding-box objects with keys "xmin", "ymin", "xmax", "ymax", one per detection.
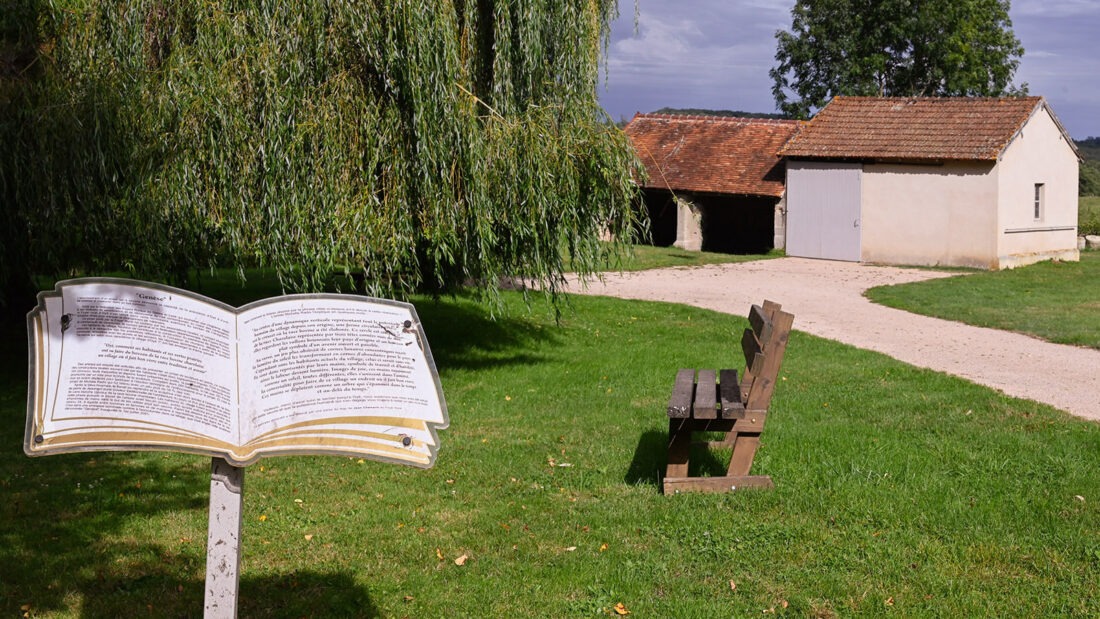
[
  {"xmin": 0, "ymin": 0, "xmax": 641, "ymax": 309},
  {"xmin": 771, "ymin": 0, "xmax": 1026, "ymax": 118}
]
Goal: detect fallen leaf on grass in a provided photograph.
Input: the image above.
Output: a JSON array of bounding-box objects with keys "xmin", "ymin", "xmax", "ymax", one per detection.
[
  {"xmin": 613, "ymin": 602, "xmax": 631, "ymax": 615},
  {"xmin": 599, "ymin": 543, "xmax": 608, "ymax": 552},
  {"xmin": 729, "ymin": 580, "xmax": 736, "ymax": 592},
  {"xmin": 436, "ymin": 548, "xmax": 444, "ymax": 561},
  {"xmin": 565, "ymin": 546, "xmax": 577, "ymax": 552},
  {"xmin": 1075, "ymin": 495, "xmax": 1086, "ymax": 502},
  {"xmin": 454, "ymin": 554, "xmax": 468, "ymax": 566},
  {"xmin": 304, "ymin": 534, "xmax": 313, "ymax": 541},
  {"xmin": 258, "ymin": 514, "xmax": 267, "ymax": 522},
  {"xmin": 403, "ymin": 595, "xmax": 414, "ymax": 603}
]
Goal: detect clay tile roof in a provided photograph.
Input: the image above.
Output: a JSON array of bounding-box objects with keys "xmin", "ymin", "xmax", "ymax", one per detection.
[
  {"xmin": 777, "ymin": 96, "xmax": 1048, "ymax": 161},
  {"xmin": 624, "ymin": 113, "xmax": 803, "ymax": 198}
]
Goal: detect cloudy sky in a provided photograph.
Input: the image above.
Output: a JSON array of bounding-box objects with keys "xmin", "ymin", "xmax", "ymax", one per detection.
[{"xmin": 598, "ymin": 0, "xmax": 1100, "ymax": 139}]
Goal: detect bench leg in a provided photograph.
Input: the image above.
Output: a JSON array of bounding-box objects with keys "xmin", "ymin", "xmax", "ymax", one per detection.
[
  {"xmin": 726, "ymin": 433, "xmax": 761, "ymax": 477},
  {"xmin": 666, "ymin": 418, "xmax": 692, "ymax": 479}
]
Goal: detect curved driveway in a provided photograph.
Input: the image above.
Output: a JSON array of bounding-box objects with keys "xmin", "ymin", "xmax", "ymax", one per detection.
[{"xmin": 568, "ymin": 257, "xmax": 1100, "ymax": 422}]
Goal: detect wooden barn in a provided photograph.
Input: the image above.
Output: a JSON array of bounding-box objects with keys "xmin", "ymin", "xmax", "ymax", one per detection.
[{"xmin": 623, "ymin": 114, "xmax": 802, "ymax": 254}]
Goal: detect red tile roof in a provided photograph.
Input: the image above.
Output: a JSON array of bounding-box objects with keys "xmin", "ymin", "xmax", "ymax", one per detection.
[
  {"xmin": 624, "ymin": 114, "xmax": 802, "ymax": 198},
  {"xmin": 777, "ymin": 96, "xmax": 1055, "ymax": 161}
]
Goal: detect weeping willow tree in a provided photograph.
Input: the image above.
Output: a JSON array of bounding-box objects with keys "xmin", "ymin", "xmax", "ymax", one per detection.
[{"xmin": 0, "ymin": 0, "xmax": 642, "ymax": 308}]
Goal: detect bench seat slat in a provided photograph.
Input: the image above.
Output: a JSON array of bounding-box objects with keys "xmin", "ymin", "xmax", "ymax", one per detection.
[
  {"xmin": 719, "ymin": 369, "xmax": 744, "ymax": 419},
  {"xmin": 693, "ymin": 369, "xmax": 717, "ymax": 419},
  {"xmin": 667, "ymin": 368, "xmax": 695, "ymax": 418}
]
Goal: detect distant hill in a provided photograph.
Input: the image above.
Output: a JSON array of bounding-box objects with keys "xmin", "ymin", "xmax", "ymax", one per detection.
[
  {"xmin": 1075, "ymin": 137, "xmax": 1100, "ymax": 161},
  {"xmin": 1076, "ymin": 138, "xmax": 1100, "ymax": 196},
  {"xmin": 651, "ymin": 108, "xmax": 788, "ymax": 120}
]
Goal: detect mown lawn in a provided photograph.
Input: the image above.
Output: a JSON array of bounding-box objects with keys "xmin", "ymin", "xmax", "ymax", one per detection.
[
  {"xmin": 866, "ymin": 251, "xmax": 1100, "ymax": 350},
  {"xmin": 3, "ymin": 276, "xmax": 1098, "ymax": 617},
  {"xmin": 600, "ymin": 245, "xmax": 782, "ymax": 272}
]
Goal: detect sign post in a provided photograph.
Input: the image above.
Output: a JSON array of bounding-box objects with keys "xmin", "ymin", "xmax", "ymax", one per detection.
[{"xmin": 204, "ymin": 458, "xmax": 245, "ymax": 618}]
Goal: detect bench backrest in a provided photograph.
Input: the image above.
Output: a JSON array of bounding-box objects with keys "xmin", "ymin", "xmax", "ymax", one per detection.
[{"xmin": 739, "ymin": 300, "xmax": 794, "ymax": 413}]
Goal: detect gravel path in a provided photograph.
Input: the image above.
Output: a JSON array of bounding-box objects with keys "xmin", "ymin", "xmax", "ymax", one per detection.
[{"xmin": 567, "ymin": 257, "xmax": 1100, "ymax": 422}]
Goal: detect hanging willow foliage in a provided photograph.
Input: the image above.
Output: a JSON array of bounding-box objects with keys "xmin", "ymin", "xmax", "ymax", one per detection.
[{"xmin": 0, "ymin": 0, "xmax": 642, "ymax": 305}]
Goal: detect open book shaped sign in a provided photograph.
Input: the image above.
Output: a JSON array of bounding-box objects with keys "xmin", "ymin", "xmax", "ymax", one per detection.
[{"xmin": 25, "ymin": 278, "xmax": 449, "ymax": 468}]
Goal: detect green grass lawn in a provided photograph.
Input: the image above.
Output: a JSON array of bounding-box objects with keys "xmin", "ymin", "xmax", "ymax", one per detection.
[
  {"xmin": 596, "ymin": 244, "xmax": 782, "ymax": 272},
  {"xmin": 866, "ymin": 251, "xmax": 1100, "ymax": 350},
  {"xmin": 3, "ymin": 276, "xmax": 1099, "ymax": 617}
]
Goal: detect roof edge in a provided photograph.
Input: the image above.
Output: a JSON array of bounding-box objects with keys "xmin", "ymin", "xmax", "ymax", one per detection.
[{"xmin": 1036, "ymin": 98, "xmax": 1083, "ymax": 162}]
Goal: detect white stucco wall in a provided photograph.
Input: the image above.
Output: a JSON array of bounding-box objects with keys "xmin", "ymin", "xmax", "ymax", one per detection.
[
  {"xmin": 860, "ymin": 161, "xmax": 999, "ymax": 268},
  {"xmin": 994, "ymin": 107, "xmax": 1080, "ymax": 268}
]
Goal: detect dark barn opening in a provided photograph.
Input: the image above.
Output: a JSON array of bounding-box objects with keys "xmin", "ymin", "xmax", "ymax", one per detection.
[
  {"xmin": 640, "ymin": 189, "xmax": 677, "ymax": 247},
  {"xmin": 699, "ymin": 194, "xmax": 776, "ymax": 254}
]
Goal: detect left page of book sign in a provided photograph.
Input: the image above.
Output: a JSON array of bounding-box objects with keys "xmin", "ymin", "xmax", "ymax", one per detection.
[{"xmin": 25, "ymin": 278, "xmax": 242, "ymax": 458}]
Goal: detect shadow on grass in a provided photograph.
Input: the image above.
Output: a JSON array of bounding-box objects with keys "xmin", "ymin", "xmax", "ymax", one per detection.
[
  {"xmin": 1, "ymin": 443, "xmax": 380, "ymax": 617},
  {"xmin": 0, "ymin": 447, "xmax": 206, "ymax": 616},
  {"xmin": 624, "ymin": 430, "xmax": 735, "ymax": 489},
  {"xmin": 624, "ymin": 430, "xmax": 666, "ymax": 487},
  {"xmin": 238, "ymin": 572, "xmax": 379, "ymax": 619},
  {"xmin": 415, "ymin": 297, "xmax": 559, "ymax": 373}
]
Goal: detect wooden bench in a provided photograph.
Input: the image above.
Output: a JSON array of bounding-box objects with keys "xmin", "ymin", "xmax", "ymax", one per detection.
[{"xmin": 663, "ymin": 300, "xmax": 794, "ymax": 494}]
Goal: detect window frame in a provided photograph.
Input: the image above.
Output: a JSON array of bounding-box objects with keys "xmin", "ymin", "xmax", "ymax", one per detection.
[{"xmin": 1033, "ymin": 183, "xmax": 1045, "ymax": 221}]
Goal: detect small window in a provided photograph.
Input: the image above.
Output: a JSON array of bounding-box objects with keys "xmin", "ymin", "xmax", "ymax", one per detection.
[{"xmin": 1034, "ymin": 183, "xmax": 1044, "ymax": 221}]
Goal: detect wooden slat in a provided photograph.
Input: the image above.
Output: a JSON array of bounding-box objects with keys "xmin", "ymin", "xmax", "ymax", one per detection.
[
  {"xmin": 748, "ymin": 304, "xmax": 774, "ymax": 344},
  {"xmin": 663, "ymin": 475, "xmax": 774, "ymax": 494},
  {"xmin": 693, "ymin": 369, "xmax": 717, "ymax": 419},
  {"xmin": 718, "ymin": 369, "xmax": 744, "ymax": 419},
  {"xmin": 744, "ymin": 309, "xmax": 794, "ymax": 411},
  {"xmin": 741, "ymin": 349, "xmax": 765, "ymax": 402},
  {"xmin": 734, "ymin": 412, "xmax": 766, "ymax": 434},
  {"xmin": 667, "ymin": 369, "xmax": 695, "ymax": 418},
  {"xmin": 740, "ymin": 327, "xmax": 762, "ymax": 372},
  {"xmin": 726, "ymin": 434, "xmax": 762, "ymax": 476}
]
